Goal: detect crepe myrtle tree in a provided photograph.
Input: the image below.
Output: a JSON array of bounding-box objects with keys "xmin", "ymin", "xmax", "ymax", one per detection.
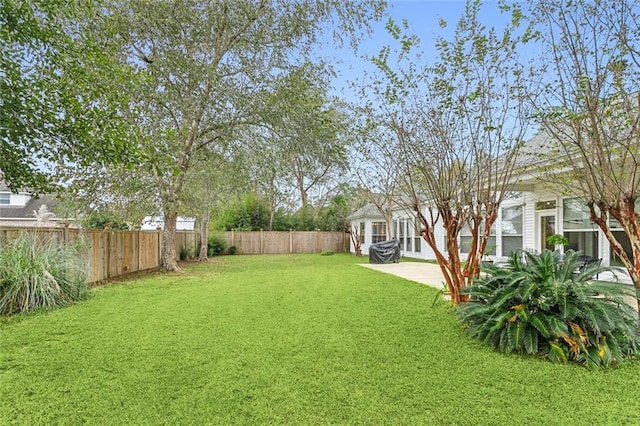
[
  {"xmin": 369, "ymin": 1, "xmax": 534, "ymax": 304},
  {"xmin": 99, "ymin": 0, "xmax": 386, "ymax": 270},
  {"xmin": 351, "ymin": 108, "xmax": 402, "ymax": 241},
  {"xmin": 525, "ymin": 0, "xmax": 640, "ymax": 310},
  {"xmin": 346, "ymin": 224, "xmax": 363, "ymax": 256}
]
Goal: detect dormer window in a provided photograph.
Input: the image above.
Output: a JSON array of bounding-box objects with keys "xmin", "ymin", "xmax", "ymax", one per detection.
[{"xmin": 0, "ymin": 193, "xmax": 10, "ymax": 205}]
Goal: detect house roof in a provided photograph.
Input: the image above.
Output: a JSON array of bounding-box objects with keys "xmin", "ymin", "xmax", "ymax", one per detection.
[
  {"xmin": 0, "ymin": 194, "xmax": 60, "ymax": 220},
  {"xmin": 0, "ymin": 180, "xmax": 31, "ymax": 194},
  {"xmin": 347, "ymin": 202, "xmax": 385, "ymax": 220},
  {"xmin": 515, "ymin": 129, "xmax": 560, "ymax": 169}
]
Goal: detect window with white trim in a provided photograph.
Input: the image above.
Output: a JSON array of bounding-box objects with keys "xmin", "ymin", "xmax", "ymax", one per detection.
[
  {"xmin": 460, "ymin": 222, "xmax": 496, "ymax": 255},
  {"xmin": 501, "ymin": 205, "xmax": 523, "ymax": 256},
  {"xmin": 371, "ymin": 222, "xmax": 386, "ymax": 244},
  {"xmin": 562, "ymin": 198, "xmax": 598, "ymax": 258}
]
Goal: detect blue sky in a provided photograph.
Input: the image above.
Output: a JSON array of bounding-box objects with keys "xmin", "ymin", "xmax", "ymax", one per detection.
[{"xmin": 328, "ymin": 0, "xmax": 512, "ymax": 101}]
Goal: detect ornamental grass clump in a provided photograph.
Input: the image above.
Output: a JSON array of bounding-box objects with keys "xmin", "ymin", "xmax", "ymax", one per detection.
[
  {"xmin": 0, "ymin": 233, "xmax": 89, "ymax": 315},
  {"xmin": 456, "ymin": 250, "xmax": 640, "ymax": 368}
]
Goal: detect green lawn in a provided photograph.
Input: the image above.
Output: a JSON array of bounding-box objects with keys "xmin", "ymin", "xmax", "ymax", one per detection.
[{"xmin": 1, "ymin": 254, "xmax": 639, "ymax": 425}]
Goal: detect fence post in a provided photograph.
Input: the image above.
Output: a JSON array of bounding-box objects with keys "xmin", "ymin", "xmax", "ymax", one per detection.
[
  {"xmin": 344, "ymin": 232, "xmax": 348, "ymax": 253},
  {"xmin": 106, "ymin": 230, "xmax": 111, "ymax": 279},
  {"xmin": 289, "ymin": 229, "xmax": 293, "ymax": 254},
  {"xmin": 260, "ymin": 229, "xmax": 264, "ymax": 254},
  {"xmin": 136, "ymin": 229, "xmax": 141, "ymax": 273}
]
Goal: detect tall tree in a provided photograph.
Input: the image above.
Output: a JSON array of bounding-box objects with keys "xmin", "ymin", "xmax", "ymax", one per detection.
[
  {"xmin": 0, "ymin": 0, "xmax": 139, "ymax": 194},
  {"xmin": 261, "ymin": 66, "xmax": 352, "ymax": 211},
  {"xmin": 369, "ymin": 1, "xmax": 534, "ymax": 304},
  {"xmin": 525, "ymin": 0, "xmax": 640, "ymax": 309},
  {"xmin": 351, "ymin": 109, "xmax": 402, "ymax": 239},
  {"xmin": 182, "ymin": 147, "xmax": 247, "ymax": 260},
  {"xmin": 99, "ymin": 0, "xmax": 385, "ymax": 271}
]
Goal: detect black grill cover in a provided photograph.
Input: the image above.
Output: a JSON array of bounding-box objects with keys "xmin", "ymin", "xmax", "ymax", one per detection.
[{"xmin": 369, "ymin": 238, "xmax": 400, "ymax": 264}]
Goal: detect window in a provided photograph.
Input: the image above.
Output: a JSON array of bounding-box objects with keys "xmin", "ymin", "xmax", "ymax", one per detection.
[
  {"xmin": 501, "ymin": 205, "xmax": 523, "ymax": 255},
  {"xmin": 359, "ymin": 222, "xmax": 365, "ymax": 244},
  {"xmin": 0, "ymin": 193, "xmax": 9, "ymax": 205},
  {"xmin": 414, "ymin": 218, "xmax": 422, "ymax": 252},
  {"xmin": 460, "ymin": 222, "xmax": 496, "ymax": 255},
  {"xmin": 460, "ymin": 224, "xmax": 472, "ymax": 253},
  {"xmin": 398, "ymin": 218, "xmax": 407, "ymax": 251},
  {"xmin": 371, "ymin": 222, "xmax": 386, "ymax": 244},
  {"xmin": 608, "ymin": 200, "xmax": 640, "ymax": 265},
  {"xmin": 562, "ymin": 198, "xmax": 598, "ymax": 258},
  {"xmin": 610, "ymin": 230, "xmax": 632, "ymax": 266},
  {"xmin": 536, "ymin": 200, "xmax": 556, "ymax": 210}
]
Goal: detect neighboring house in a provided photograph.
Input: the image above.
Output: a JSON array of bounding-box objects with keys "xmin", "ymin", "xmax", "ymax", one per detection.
[
  {"xmin": 141, "ymin": 216, "xmax": 197, "ymax": 231},
  {"xmin": 349, "ymin": 130, "xmax": 627, "ymax": 267},
  {"xmin": 0, "ymin": 182, "xmax": 65, "ymax": 228}
]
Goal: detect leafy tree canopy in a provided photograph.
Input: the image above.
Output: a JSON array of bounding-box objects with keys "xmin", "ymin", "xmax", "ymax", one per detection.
[{"xmin": 0, "ymin": 0, "xmax": 141, "ymax": 194}]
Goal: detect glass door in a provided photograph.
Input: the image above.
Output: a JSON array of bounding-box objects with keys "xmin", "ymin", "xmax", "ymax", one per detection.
[{"xmin": 538, "ymin": 213, "xmax": 556, "ymax": 252}]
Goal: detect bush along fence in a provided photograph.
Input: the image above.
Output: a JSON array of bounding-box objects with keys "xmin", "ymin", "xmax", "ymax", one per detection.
[
  {"xmin": 222, "ymin": 230, "xmax": 348, "ymax": 255},
  {"xmin": 0, "ymin": 227, "xmax": 200, "ymax": 284}
]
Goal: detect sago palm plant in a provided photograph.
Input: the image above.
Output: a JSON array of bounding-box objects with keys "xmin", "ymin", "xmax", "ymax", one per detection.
[
  {"xmin": 456, "ymin": 250, "xmax": 640, "ymax": 368},
  {"xmin": 0, "ymin": 233, "xmax": 89, "ymax": 315}
]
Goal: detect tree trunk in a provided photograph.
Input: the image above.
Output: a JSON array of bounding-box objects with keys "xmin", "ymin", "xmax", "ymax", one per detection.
[
  {"xmin": 590, "ymin": 204, "xmax": 640, "ymax": 312},
  {"xmin": 416, "ymin": 206, "xmax": 467, "ymax": 305},
  {"xmin": 198, "ymin": 210, "xmax": 210, "ymax": 261},
  {"xmin": 347, "ymin": 225, "xmax": 362, "ymax": 256},
  {"xmin": 269, "ymin": 203, "xmax": 275, "ymax": 231},
  {"xmin": 161, "ymin": 210, "xmax": 180, "ymax": 271}
]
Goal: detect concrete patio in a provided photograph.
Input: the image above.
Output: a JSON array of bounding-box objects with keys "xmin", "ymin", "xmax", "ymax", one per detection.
[
  {"xmin": 360, "ymin": 260, "xmax": 637, "ymax": 311},
  {"xmin": 359, "ymin": 261, "xmax": 446, "ymax": 290}
]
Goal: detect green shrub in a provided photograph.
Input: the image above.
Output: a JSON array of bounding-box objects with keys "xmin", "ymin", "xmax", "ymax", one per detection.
[
  {"xmin": 320, "ymin": 250, "xmax": 334, "ymax": 256},
  {"xmin": 179, "ymin": 245, "xmax": 193, "ymax": 261},
  {"xmin": 227, "ymin": 245, "xmax": 237, "ymax": 255},
  {"xmin": 456, "ymin": 250, "xmax": 640, "ymax": 368},
  {"xmin": 0, "ymin": 233, "xmax": 90, "ymax": 315},
  {"xmin": 83, "ymin": 212, "xmax": 129, "ymax": 230},
  {"xmin": 207, "ymin": 235, "xmax": 227, "ymax": 257}
]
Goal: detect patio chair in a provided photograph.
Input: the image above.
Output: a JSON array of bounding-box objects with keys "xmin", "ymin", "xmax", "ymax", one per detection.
[{"xmin": 577, "ymin": 256, "xmax": 601, "ymax": 279}]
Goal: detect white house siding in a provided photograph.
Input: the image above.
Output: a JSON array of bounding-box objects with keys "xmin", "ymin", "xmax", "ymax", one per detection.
[
  {"xmin": 347, "ymin": 202, "xmax": 390, "ymax": 255},
  {"xmin": 521, "ymin": 190, "xmax": 613, "ymax": 266},
  {"xmin": 522, "ymin": 192, "xmax": 537, "ymax": 251},
  {"xmin": 349, "ymin": 190, "xmax": 615, "ymax": 265}
]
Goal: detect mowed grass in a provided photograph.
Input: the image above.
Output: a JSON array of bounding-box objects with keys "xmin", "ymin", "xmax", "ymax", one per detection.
[{"xmin": 1, "ymin": 254, "xmax": 639, "ymax": 425}]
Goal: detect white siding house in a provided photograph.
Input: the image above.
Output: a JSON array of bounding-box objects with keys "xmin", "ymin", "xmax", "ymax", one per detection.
[
  {"xmin": 346, "ymin": 203, "xmax": 387, "ymax": 256},
  {"xmin": 349, "ymin": 130, "xmax": 628, "ymax": 266}
]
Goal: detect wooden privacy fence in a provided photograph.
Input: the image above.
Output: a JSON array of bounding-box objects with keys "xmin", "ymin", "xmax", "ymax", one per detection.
[
  {"xmin": 0, "ymin": 227, "xmax": 200, "ymax": 284},
  {"xmin": 223, "ymin": 230, "xmax": 348, "ymax": 254},
  {"xmin": 0, "ymin": 227, "xmax": 347, "ymax": 283}
]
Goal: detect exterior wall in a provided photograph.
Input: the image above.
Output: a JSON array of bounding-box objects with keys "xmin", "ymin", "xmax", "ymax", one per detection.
[
  {"xmin": 0, "ymin": 191, "xmax": 29, "ymax": 207},
  {"xmin": 349, "ymin": 189, "xmax": 615, "ymax": 265},
  {"xmin": 348, "ymin": 216, "xmax": 383, "ymax": 255},
  {"xmin": 391, "ymin": 206, "xmax": 445, "ymax": 261},
  {"xmin": 522, "ymin": 192, "xmax": 537, "ymax": 251},
  {"xmin": 523, "ymin": 190, "xmax": 611, "ymax": 266}
]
